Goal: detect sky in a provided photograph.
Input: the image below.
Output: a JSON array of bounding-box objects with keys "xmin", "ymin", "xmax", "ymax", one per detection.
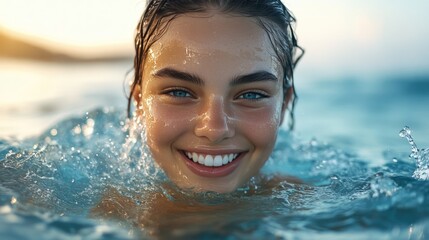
[
  {"xmin": 287, "ymin": 1, "xmax": 429, "ymax": 79},
  {"xmin": 0, "ymin": 0, "xmax": 144, "ymax": 56},
  {"xmin": 1, "ymin": 0, "xmax": 429, "ymax": 79}
]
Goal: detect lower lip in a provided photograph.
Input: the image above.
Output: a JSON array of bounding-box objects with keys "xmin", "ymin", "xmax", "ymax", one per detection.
[{"xmin": 181, "ymin": 152, "xmax": 243, "ymax": 178}]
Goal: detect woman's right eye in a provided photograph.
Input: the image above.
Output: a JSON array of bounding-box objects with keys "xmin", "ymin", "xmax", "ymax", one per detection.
[{"xmin": 164, "ymin": 89, "xmax": 193, "ymax": 98}]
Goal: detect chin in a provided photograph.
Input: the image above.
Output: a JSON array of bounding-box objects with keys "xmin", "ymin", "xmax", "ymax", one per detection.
[{"xmin": 174, "ymin": 176, "xmax": 242, "ymax": 194}]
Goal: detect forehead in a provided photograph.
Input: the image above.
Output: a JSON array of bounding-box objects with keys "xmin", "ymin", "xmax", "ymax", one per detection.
[
  {"xmin": 162, "ymin": 13, "xmax": 271, "ymax": 51},
  {"xmin": 145, "ymin": 13, "xmax": 281, "ymax": 76}
]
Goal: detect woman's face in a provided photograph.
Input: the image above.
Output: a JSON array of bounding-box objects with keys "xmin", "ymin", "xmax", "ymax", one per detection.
[{"xmin": 138, "ymin": 13, "xmax": 287, "ymax": 193}]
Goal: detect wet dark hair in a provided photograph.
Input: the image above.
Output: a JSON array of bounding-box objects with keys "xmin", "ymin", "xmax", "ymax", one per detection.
[{"xmin": 127, "ymin": 0, "xmax": 303, "ymax": 129}]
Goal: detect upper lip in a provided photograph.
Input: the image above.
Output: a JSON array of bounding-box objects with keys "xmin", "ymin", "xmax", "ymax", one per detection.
[{"xmin": 180, "ymin": 148, "xmax": 245, "ymax": 155}]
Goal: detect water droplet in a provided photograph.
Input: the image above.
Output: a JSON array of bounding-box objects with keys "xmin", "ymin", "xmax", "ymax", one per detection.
[
  {"xmin": 409, "ymin": 225, "xmax": 414, "ymax": 235},
  {"xmin": 86, "ymin": 118, "xmax": 95, "ymax": 127},
  {"xmin": 399, "ymin": 126, "xmax": 419, "ymax": 160},
  {"xmin": 399, "ymin": 127, "xmax": 429, "ymax": 180},
  {"xmin": 73, "ymin": 125, "xmax": 82, "ymax": 134},
  {"xmin": 330, "ymin": 175, "xmax": 340, "ymax": 181},
  {"xmin": 50, "ymin": 128, "xmax": 58, "ymax": 136},
  {"xmin": 399, "ymin": 126, "xmax": 411, "ymax": 138},
  {"xmin": 370, "ymin": 176, "xmax": 398, "ymax": 197},
  {"xmin": 83, "ymin": 119, "xmax": 95, "ymax": 137}
]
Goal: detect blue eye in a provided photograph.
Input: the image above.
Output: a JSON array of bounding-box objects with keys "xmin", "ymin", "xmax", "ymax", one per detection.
[
  {"xmin": 167, "ymin": 89, "xmax": 192, "ymax": 98},
  {"xmin": 238, "ymin": 92, "xmax": 267, "ymax": 100}
]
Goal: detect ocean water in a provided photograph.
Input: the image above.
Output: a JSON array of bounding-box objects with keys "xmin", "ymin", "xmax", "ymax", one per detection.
[{"xmin": 1, "ymin": 61, "xmax": 429, "ymax": 239}]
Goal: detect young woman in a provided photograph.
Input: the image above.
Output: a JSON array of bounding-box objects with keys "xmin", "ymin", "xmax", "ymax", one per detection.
[
  {"xmin": 92, "ymin": 1, "xmax": 304, "ymax": 236},
  {"xmin": 128, "ymin": 0, "xmax": 303, "ymax": 193}
]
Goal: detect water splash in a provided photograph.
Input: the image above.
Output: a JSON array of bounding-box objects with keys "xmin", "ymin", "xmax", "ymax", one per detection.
[
  {"xmin": 369, "ymin": 173, "xmax": 398, "ymax": 198},
  {"xmin": 3, "ymin": 109, "xmax": 429, "ymax": 239},
  {"xmin": 116, "ymin": 113, "xmax": 165, "ymax": 193},
  {"xmin": 399, "ymin": 126, "xmax": 429, "ymax": 180}
]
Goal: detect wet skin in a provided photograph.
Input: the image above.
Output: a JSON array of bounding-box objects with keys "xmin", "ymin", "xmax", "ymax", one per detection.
[{"xmin": 136, "ymin": 13, "xmax": 289, "ymax": 193}]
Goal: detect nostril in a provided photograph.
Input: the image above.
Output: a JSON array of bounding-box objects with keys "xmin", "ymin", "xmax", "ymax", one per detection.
[{"xmin": 194, "ymin": 117, "xmax": 235, "ymax": 142}]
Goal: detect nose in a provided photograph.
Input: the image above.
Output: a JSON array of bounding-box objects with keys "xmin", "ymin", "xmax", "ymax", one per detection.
[{"xmin": 194, "ymin": 96, "xmax": 235, "ymax": 143}]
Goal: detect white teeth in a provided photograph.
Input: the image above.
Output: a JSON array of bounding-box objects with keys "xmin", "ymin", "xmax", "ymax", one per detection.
[
  {"xmin": 192, "ymin": 152, "xmax": 198, "ymax": 163},
  {"xmin": 222, "ymin": 155, "xmax": 229, "ymax": 165},
  {"xmin": 205, "ymin": 155, "xmax": 214, "ymax": 166},
  {"xmin": 198, "ymin": 154, "xmax": 204, "ymax": 165},
  {"xmin": 213, "ymin": 155, "xmax": 222, "ymax": 167},
  {"xmin": 185, "ymin": 152, "xmax": 239, "ymax": 167}
]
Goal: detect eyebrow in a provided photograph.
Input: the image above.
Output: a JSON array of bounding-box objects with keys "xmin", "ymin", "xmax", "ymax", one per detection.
[
  {"xmin": 153, "ymin": 67, "xmax": 278, "ymax": 86},
  {"xmin": 153, "ymin": 68, "xmax": 204, "ymax": 85},
  {"xmin": 230, "ymin": 71, "xmax": 278, "ymax": 86}
]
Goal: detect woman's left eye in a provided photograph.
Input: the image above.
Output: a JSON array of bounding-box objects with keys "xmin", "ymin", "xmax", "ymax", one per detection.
[{"xmin": 237, "ymin": 91, "xmax": 268, "ymax": 100}]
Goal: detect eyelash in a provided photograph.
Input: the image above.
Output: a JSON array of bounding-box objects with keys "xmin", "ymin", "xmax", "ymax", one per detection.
[
  {"xmin": 161, "ymin": 88, "xmax": 269, "ymax": 101},
  {"xmin": 236, "ymin": 91, "xmax": 269, "ymax": 100},
  {"xmin": 162, "ymin": 88, "xmax": 194, "ymax": 98}
]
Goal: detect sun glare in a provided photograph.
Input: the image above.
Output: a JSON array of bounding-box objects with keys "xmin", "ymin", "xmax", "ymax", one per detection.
[
  {"xmin": 0, "ymin": 0, "xmax": 146, "ymax": 56},
  {"xmin": 0, "ymin": 0, "xmax": 429, "ymax": 73}
]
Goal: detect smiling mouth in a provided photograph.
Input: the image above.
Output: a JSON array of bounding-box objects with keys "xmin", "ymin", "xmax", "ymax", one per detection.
[{"xmin": 183, "ymin": 151, "xmax": 240, "ymax": 167}]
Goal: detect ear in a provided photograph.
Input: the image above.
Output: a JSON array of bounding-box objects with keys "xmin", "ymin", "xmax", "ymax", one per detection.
[
  {"xmin": 132, "ymin": 84, "xmax": 142, "ymax": 104},
  {"xmin": 131, "ymin": 83, "xmax": 144, "ymax": 116},
  {"xmin": 280, "ymin": 87, "xmax": 293, "ymax": 125}
]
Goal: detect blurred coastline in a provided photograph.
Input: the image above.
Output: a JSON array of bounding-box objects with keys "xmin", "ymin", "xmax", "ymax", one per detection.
[
  {"xmin": 0, "ymin": 28, "xmax": 132, "ymax": 62},
  {"xmin": 0, "ymin": 28, "xmax": 133, "ymax": 138}
]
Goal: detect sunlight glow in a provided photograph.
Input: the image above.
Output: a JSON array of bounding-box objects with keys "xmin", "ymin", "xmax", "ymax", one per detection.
[
  {"xmin": 0, "ymin": 0, "xmax": 146, "ymax": 56},
  {"xmin": 0, "ymin": 0, "xmax": 429, "ymax": 74}
]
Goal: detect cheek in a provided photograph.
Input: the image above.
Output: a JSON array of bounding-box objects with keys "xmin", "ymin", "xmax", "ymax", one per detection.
[
  {"xmin": 237, "ymin": 100, "xmax": 283, "ymax": 150},
  {"xmin": 142, "ymin": 97, "xmax": 191, "ymax": 152}
]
